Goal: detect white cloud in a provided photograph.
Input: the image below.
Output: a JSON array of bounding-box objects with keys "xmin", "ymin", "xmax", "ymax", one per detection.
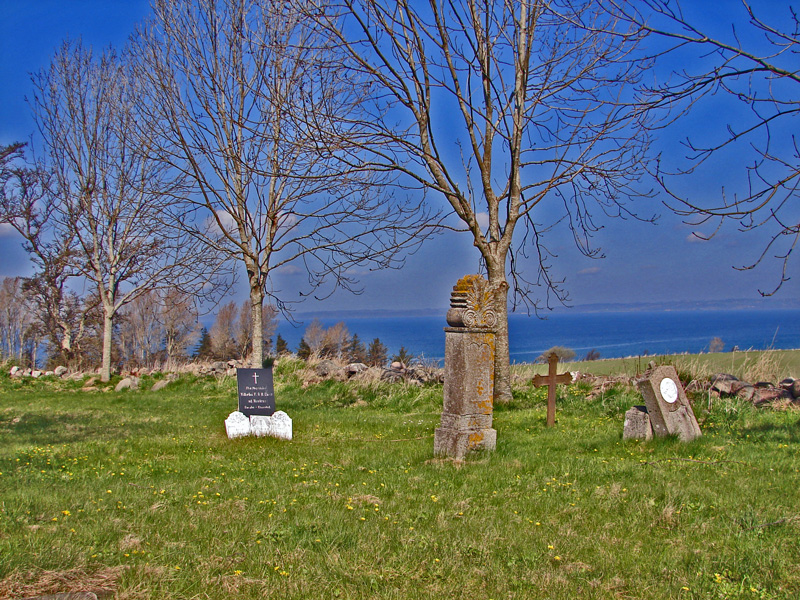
[
  {"xmin": 206, "ymin": 210, "xmax": 237, "ymax": 236},
  {"xmin": 686, "ymin": 232, "xmax": 708, "ymax": 243},
  {"xmin": 0, "ymin": 223, "xmax": 18, "ymax": 237},
  {"xmin": 577, "ymin": 267, "xmax": 601, "ymax": 275},
  {"xmin": 276, "ymin": 211, "xmax": 298, "ymax": 233},
  {"xmin": 476, "ymin": 212, "xmax": 490, "ymax": 231},
  {"xmin": 274, "ymin": 264, "xmax": 303, "ymax": 275}
]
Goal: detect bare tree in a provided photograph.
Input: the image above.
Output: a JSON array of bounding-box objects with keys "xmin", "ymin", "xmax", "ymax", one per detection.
[
  {"xmin": 30, "ymin": 39, "xmax": 227, "ymax": 381},
  {"xmin": 321, "ymin": 321, "xmax": 350, "ymax": 360},
  {"xmin": 0, "ymin": 144, "xmax": 94, "ymax": 368},
  {"xmin": 314, "ymin": 0, "xmax": 653, "ymax": 401},
  {"xmin": 303, "ymin": 318, "xmax": 327, "ymax": 359},
  {"xmin": 131, "ymin": 0, "xmax": 438, "ymax": 369},
  {"xmin": 0, "ymin": 277, "xmax": 36, "ymax": 363},
  {"xmin": 235, "ymin": 300, "xmax": 278, "ymax": 362},
  {"xmin": 618, "ymin": 0, "xmax": 800, "ymax": 295},
  {"xmin": 118, "ymin": 290, "xmax": 164, "ymax": 367},
  {"xmin": 210, "ymin": 301, "xmax": 238, "ymax": 360},
  {"xmin": 159, "ymin": 287, "xmax": 200, "ymax": 364}
]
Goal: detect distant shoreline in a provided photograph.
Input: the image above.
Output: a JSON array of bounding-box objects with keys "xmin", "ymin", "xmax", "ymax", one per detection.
[{"xmin": 290, "ymin": 299, "xmax": 798, "ymax": 320}]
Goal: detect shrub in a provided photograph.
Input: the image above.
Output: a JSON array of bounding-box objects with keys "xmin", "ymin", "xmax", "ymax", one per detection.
[{"xmin": 536, "ymin": 346, "xmax": 576, "ymax": 363}]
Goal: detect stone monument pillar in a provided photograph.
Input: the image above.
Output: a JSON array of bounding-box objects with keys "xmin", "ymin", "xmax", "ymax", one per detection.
[{"xmin": 434, "ymin": 275, "xmax": 498, "ymax": 459}]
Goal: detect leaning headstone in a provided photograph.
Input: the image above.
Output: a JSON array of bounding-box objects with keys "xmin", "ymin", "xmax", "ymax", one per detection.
[
  {"xmin": 622, "ymin": 405, "xmax": 653, "ymax": 441},
  {"xmin": 251, "ymin": 410, "xmax": 293, "ymax": 441},
  {"xmin": 225, "ymin": 411, "xmax": 251, "ymax": 439},
  {"xmin": 434, "ymin": 275, "xmax": 497, "ymax": 459},
  {"xmin": 635, "ymin": 366, "xmax": 701, "ymax": 441}
]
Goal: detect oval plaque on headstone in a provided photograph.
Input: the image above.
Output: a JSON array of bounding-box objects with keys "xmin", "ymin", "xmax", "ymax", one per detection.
[
  {"xmin": 237, "ymin": 368, "xmax": 275, "ymax": 417},
  {"xmin": 660, "ymin": 378, "xmax": 679, "ymax": 404}
]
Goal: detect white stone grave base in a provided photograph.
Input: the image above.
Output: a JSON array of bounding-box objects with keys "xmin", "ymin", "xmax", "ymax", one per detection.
[
  {"xmin": 251, "ymin": 411, "xmax": 293, "ymax": 441},
  {"xmin": 225, "ymin": 410, "xmax": 292, "ymax": 441},
  {"xmin": 225, "ymin": 411, "xmax": 251, "ymax": 439}
]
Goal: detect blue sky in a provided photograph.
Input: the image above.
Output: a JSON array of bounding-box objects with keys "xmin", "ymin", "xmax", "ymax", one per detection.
[{"xmin": 1, "ymin": 0, "xmax": 797, "ymax": 314}]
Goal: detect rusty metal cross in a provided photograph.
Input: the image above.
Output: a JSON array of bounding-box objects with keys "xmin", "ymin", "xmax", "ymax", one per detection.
[{"xmin": 532, "ymin": 352, "xmax": 573, "ymax": 426}]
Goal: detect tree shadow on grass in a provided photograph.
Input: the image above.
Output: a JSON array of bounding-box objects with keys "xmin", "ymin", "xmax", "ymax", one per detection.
[
  {"xmin": 738, "ymin": 417, "xmax": 800, "ymax": 444},
  {"xmin": 0, "ymin": 411, "xmax": 158, "ymax": 447}
]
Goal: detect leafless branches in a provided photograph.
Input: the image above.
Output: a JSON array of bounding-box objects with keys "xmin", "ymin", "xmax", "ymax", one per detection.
[
  {"xmin": 312, "ymin": 0, "xmax": 655, "ymax": 400},
  {"xmin": 29, "ymin": 39, "xmax": 229, "ymax": 380},
  {"xmin": 619, "ymin": 0, "xmax": 800, "ymax": 294},
  {"xmin": 131, "ymin": 0, "xmax": 440, "ymax": 367}
]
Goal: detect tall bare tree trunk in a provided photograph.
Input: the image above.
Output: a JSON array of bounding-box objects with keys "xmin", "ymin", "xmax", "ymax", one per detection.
[
  {"xmin": 101, "ymin": 310, "xmax": 113, "ymax": 382},
  {"xmin": 249, "ymin": 275, "xmax": 264, "ymax": 368},
  {"xmin": 486, "ymin": 263, "xmax": 512, "ymax": 404}
]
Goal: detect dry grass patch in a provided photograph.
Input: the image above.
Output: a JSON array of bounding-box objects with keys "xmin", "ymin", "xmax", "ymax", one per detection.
[{"xmin": 0, "ymin": 565, "xmax": 126, "ymax": 599}]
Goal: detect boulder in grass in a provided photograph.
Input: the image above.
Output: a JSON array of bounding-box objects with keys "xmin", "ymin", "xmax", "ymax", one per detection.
[
  {"xmin": 54, "ymin": 365, "xmax": 68, "ymax": 377},
  {"xmin": 115, "ymin": 377, "xmax": 140, "ymax": 392},
  {"xmin": 151, "ymin": 380, "xmax": 170, "ymax": 392}
]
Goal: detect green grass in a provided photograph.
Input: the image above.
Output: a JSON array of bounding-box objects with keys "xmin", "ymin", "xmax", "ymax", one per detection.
[{"xmin": 1, "ymin": 359, "xmax": 799, "ymax": 599}]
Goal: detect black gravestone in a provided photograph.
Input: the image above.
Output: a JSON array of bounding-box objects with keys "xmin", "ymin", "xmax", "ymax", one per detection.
[{"xmin": 236, "ymin": 368, "xmax": 275, "ymax": 416}]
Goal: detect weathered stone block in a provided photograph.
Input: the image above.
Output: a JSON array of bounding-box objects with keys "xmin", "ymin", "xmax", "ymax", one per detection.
[{"xmin": 622, "ymin": 405, "xmax": 653, "ymax": 441}]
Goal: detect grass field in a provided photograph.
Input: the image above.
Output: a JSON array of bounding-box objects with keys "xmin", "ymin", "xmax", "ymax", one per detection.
[{"xmin": 1, "ymin": 357, "xmax": 799, "ymax": 599}]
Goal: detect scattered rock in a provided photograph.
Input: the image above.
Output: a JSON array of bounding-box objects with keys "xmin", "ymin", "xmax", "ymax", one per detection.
[
  {"xmin": 115, "ymin": 377, "xmax": 139, "ymax": 392},
  {"xmin": 31, "ymin": 370, "xmax": 43, "ymax": 379},
  {"xmin": 754, "ymin": 387, "xmax": 793, "ymax": 406},
  {"xmin": 54, "ymin": 365, "xmax": 68, "ymax": 377},
  {"xmin": 315, "ymin": 360, "xmax": 340, "ymax": 377},
  {"xmin": 151, "ymin": 380, "xmax": 170, "ymax": 392},
  {"xmin": 346, "ymin": 362, "xmax": 369, "ymax": 376},
  {"xmin": 710, "ymin": 373, "xmax": 739, "ymax": 395},
  {"xmin": 734, "ymin": 384, "xmax": 756, "ymax": 401},
  {"xmin": 380, "ymin": 369, "xmax": 405, "ymax": 383},
  {"xmin": 9, "ymin": 366, "xmax": 21, "ymax": 378}
]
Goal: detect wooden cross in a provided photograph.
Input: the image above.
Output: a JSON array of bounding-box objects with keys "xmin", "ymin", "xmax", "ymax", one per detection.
[{"xmin": 532, "ymin": 352, "xmax": 573, "ymax": 427}]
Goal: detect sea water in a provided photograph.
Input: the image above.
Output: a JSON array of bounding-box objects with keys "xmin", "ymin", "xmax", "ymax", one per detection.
[{"xmin": 276, "ymin": 309, "xmax": 800, "ymax": 363}]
